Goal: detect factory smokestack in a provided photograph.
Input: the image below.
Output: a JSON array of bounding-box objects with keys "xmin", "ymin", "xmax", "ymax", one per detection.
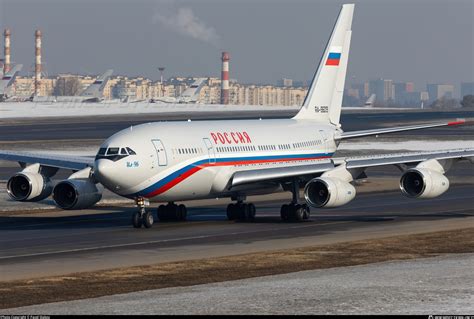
[
  {"xmin": 3, "ymin": 29, "xmax": 11, "ymax": 74},
  {"xmin": 35, "ymin": 29, "xmax": 42, "ymax": 95},
  {"xmin": 220, "ymin": 51, "xmax": 229, "ymax": 105}
]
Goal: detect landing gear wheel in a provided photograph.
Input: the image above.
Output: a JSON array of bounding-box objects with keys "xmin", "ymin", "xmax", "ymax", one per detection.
[
  {"xmin": 157, "ymin": 205, "xmax": 166, "ymax": 221},
  {"xmin": 178, "ymin": 204, "xmax": 187, "ymax": 221},
  {"xmin": 280, "ymin": 204, "xmax": 289, "ymax": 221},
  {"xmin": 227, "ymin": 203, "xmax": 236, "ymax": 220},
  {"xmin": 294, "ymin": 204, "xmax": 305, "ymax": 221},
  {"xmin": 247, "ymin": 203, "xmax": 256, "ymax": 220},
  {"xmin": 143, "ymin": 211, "xmax": 154, "ymax": 228},
  {"xmin": 238, "ymin": 203, "xmax": 249, "ymax": 220},
  {"xmin": 302, "ymin": 204, "xmax": 311, "ymax": 220},
  {"xmin": 132, "ymin": 211, "xmax": 142, "ymax": 228}
]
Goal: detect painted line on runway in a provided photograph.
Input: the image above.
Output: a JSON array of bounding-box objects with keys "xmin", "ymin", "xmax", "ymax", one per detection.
[
  {"xmin": 0, "ymin": 218, "xmax": 214, "ymax": 243},
  {"xmin": 0, "ymin": 221, "xmax": 349, "ymax": 260}
]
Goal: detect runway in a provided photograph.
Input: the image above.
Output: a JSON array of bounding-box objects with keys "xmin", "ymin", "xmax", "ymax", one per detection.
[{"xmin": 1, "ymin": 183, "xmax": 473, "ymax": 281}]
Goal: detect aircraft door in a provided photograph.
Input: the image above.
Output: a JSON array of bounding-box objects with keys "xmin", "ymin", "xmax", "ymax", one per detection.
[
  {"xmin": 203, "ymin": 138, "xmax": 216, "ymax": 164},
  {"xmin": 151, "ymin": 139, "xmax": 168, "ymax": 166},
  {"xmin": 319, "ymin": 130, "xmax": 329, "ymax": 154}
]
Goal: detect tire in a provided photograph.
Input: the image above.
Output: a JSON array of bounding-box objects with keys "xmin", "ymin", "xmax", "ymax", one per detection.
[
  {"xmin": 143, "ymin": 211, "xmax": 154, "ymax": 228},
  {"xmin": 132, "ymin": 211, "xmax": 142, "ymax": 228},
  {"xmin": 280, "ymin": 204, "xmax": 289, "ymax": 221},
  {"xmin": 226, "ymin": 204, "xmax": 236, "ymax": 220},
  {"xmin": 239, "ymin": 204, "xmax": 249, "ymax": 221},
  {"xmin": 303, "ymin": 204, "xmax": 311, "ymax": 220},
  {"xmin": 167, "ymin": 203, "xmax": 177, "ymax": 221},
  {"xmin": 178, "ymin": 204, "xmax": 187, "ymax": 221},
  {"xmin": 157, "ymin": 205, "xmax": 166, "ymax": 221},
  {"xmin": 294, "ymin": 205, "xmax": 305, "ymax": 221},
  {"xmin": 248, "ymin": 203, "xmax": 256, "ymax": 220}
]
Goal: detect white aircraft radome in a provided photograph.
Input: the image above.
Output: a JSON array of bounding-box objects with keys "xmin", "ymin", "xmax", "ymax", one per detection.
[{"xmin": 1, "ymin": 4, "xmax": 473, "ymax": 228}]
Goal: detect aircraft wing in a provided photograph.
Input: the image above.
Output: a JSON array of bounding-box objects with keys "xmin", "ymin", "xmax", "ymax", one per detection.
[
  {"xmin": 0, "ymin": 151, "xmax": 94, "ymax": 170},
  {"xmin": 336, "ymin": 119, "xmax": 467, "ymax": 140},
  {"xmin": 231, "ymin": 149, "xmax": 474, "ymax": 187}
]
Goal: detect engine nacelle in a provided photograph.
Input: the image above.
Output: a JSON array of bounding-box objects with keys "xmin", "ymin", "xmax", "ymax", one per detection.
[
  {"xmin": 304, "ymin": 177, "xmax": 356, "ymax": 208},
  {"xmin": 52, "ymin": 179, "xmax": 102, "ymax": 210},
  {"xmin": 400, "ymin": 168, "xmax": 449, "ymax": 199},
  {"xmin": 7, "ymin": 172, "xmax": 53, "ymax": 201}
]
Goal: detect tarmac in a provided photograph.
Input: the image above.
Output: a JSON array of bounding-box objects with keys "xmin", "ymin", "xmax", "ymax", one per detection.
[{"xmin": 4, "ymin": 253, "xmax": 473, "ymax": 314}]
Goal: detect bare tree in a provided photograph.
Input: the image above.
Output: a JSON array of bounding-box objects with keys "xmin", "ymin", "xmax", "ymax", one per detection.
[
  {"xmin": 429, "ymin": 96, "xmax": 459, "ymax": 109},
  {"xmin": 460, "ymin": 95, "xmax": 474, "ymax": 108},
  {"xmin": 54, "ymin": 76, "xmax": 82, "ymax": 96}
]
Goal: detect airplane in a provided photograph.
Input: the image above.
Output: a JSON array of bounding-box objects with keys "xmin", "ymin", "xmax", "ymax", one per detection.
[
  {"xmin": 32, "ymin": 69, "xmax": 113, "ymax": 103},
  {"xmin": 151, "ymin": 78, "xmax": 207, "ymax": 104},
  {"xmin": 364, "ymin": 94, "xmax": 376, "ymax": 107},
  {"xmin": 1, "ymin": 3, "xmax": 473, "ymax": 229},
  {"xmin": 0, "ymin": 64, "xmax": 23, "ymax": 102}
]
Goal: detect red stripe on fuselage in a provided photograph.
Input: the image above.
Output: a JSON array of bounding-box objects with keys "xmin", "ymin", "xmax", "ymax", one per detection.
[{"xmin": 143, "ymin": 155, "xmax": 331, "ymax": 198}]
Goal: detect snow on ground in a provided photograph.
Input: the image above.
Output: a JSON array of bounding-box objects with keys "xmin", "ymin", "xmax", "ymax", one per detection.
[{"xmin": 0, "ymin": 102, "xmax": 298, "ymax": 119}]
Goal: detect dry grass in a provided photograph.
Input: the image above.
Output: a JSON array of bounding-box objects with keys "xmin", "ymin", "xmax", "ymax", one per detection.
[{"xmin": 2, "ymin": 227, "xmax": 474, "ymax": 309}]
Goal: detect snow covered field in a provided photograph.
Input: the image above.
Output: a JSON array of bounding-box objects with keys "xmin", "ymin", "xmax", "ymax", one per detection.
[{"xmin": 0, "ymin": 101, "xmax": 299, "ymax": 119}]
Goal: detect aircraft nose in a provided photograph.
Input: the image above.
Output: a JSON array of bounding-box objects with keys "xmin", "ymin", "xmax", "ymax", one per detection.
[{"xmin": 94, "ymin": 159, "xmax": 114, "ymax": 183}]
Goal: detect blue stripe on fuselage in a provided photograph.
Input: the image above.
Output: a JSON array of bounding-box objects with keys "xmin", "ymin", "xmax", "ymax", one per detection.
[{"xmin": 131, "ymin": 152, "xmax": 334, "ymax": 198}]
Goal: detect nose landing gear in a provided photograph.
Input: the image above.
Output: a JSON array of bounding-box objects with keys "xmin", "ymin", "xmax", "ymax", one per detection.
[{"xmin": 132, "ymin": 197, "xmax": 154, "ymax": 228}]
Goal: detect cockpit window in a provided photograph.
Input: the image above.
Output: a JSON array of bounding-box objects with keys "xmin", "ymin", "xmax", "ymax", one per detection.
[
  {"xmin": 95, "ymin": 146, "xmax": 136, "ymax": 161},
  {"xmin": 107, "ymin": 147, "xmax": 119, "ymax": 155}
]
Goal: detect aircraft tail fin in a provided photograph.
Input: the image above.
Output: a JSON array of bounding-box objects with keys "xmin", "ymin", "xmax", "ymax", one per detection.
[
  {"xmin": 293, "ymin": 4, "xmax": 354, "ymax": 125},
  {"xmin": 80, "ymin": 69, "xmax": 113, "ymax": 98},
  {"xmin": 0, "ymin": 64, "xmax": 22, "ymax": 95},
  {"xmin": 364, "ymin": 94, "xmax": 376, "ymax": 107}
]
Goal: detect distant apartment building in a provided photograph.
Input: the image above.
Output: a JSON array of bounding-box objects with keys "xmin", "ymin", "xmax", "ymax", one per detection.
[
  {"xmin": 427, "ymin": 84, "xmax": 455, "ymax": 102},
  {"xmin": 461, "ymin": 82, "xmax": 474, "ymax": 98},
  {"xmin": 369, "ymin": 78, "xmax": 394, "ymax": 102},
  {"xmin": 11, "ymin": 76, "xmax": 55, "ymax": 97},
  {"xmin": 392, "ymin": 82, "xmax": 419, "ymax": 106},
  {"xmin": 9, "ymin": 74, "xmax": 305, "ymax": 107}
]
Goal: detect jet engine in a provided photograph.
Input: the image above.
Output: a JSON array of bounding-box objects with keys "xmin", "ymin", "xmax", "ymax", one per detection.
[
  {"xmin": 52, "ymin": 179, "xmax": 102, "ymax": 210},
  {"xmin": 7, "ymin": 172, "xmax": 53, "ymax": 201},
  {"xmin": 304, "ymin": 177, "xmax": 356, "ymax": 208},
  {"xmin": 400, "ymin": 168, "xmax": 449, "ymax": 199}
]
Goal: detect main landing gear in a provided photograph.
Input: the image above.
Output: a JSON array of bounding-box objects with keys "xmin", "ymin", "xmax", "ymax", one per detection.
[
  {"xmin": 157, "ymin": 202, "xmax": 187, "ymax": 222},
  {"xmin": 226, "ymin": 197, "xmax": 256, "ymax": 221},
  {"xmin": 132, "ymin": 197, "xmax": 154, "ymax": 229},
  {"xmin": 280, "ymin": 180, "xmax": 310, "ymax": 222},
  {"xmin": 132, "ymin": 199, "xmax": 188, "ymax": 228}
]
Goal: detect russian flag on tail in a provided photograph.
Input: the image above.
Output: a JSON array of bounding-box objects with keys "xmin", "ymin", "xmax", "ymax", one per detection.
[{"xmin": 326, "ymin": 46, "xmax": 342, "ymax": 66}]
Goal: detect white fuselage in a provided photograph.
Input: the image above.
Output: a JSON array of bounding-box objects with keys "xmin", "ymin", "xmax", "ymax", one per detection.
[{"xmin": 94, "ymin": 119, "xmax": 339, "ymax": 202}]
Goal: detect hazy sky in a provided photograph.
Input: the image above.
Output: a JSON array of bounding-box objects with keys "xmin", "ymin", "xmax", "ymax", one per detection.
[{"xmin": 0, "ymin": 0, "xmax": 473, "ymax": 92}]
